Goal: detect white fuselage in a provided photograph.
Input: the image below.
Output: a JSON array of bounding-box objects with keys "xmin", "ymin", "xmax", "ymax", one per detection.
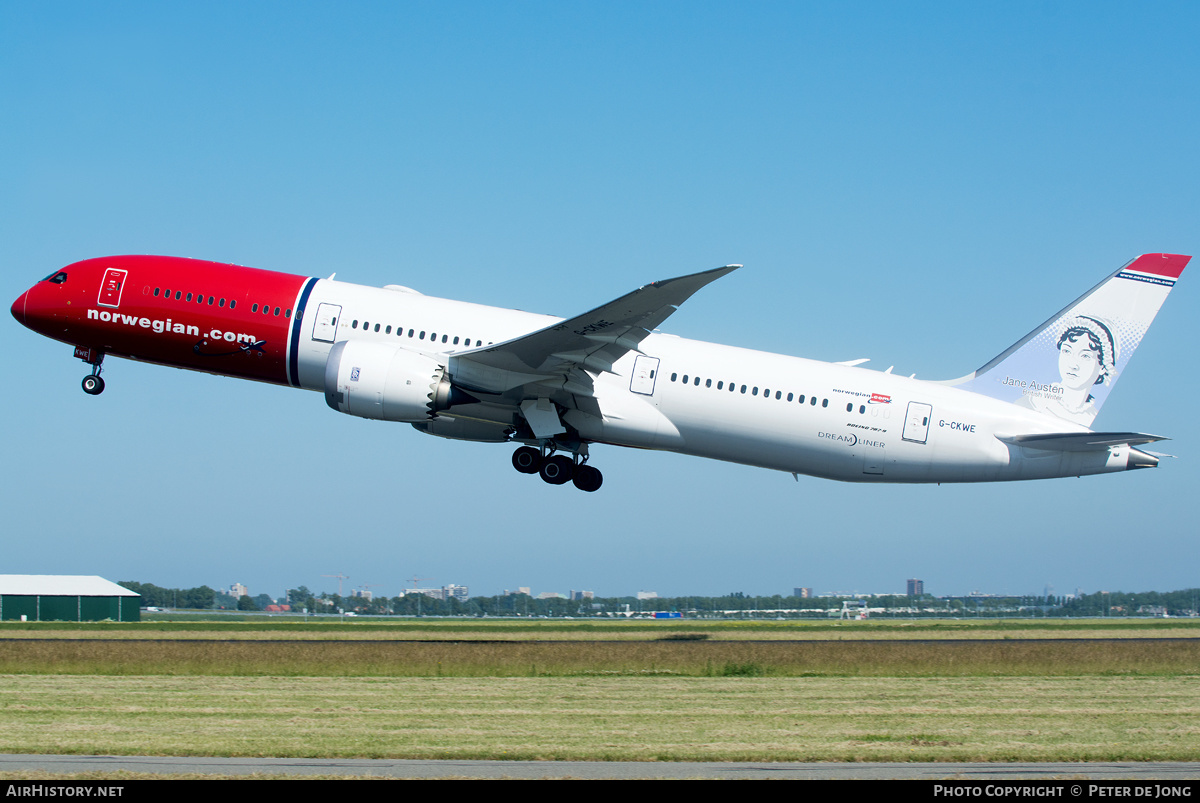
[{"xmin": 291, "ymin": 278, "xmax": 1124, "ymax": 483}]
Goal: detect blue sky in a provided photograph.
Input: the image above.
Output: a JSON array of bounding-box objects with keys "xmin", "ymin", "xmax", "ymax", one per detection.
[{"xmin": 3, "ymin": 2, "xmax": 1197, "ymax": 602}]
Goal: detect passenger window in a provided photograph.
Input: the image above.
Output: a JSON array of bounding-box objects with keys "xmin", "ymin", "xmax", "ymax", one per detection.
[
  {"xmin": 219, "ymin": 298, "xmax": 225, "ymax": 307},
  {"xmin": 230, "ymin": 299, "xmax": 236, "ymax": 309},
  {"xmin": 798, "ymin": 395, "xmax": 805, "ymax": 404},
  {"xmin": 386, "ymin": 325, "xmax": 392, "ymax": 334},
  {"xmin": 453, "ymin": 336, "xmax": 459, "ymax": 345},
  {"xmin": 208, "ymin": 296, "xmax": 215, "ymax": 305},
  {"xmin": 175, "ymin": 291, "xmax": 182, "ymax": 300},
  {"xmin": 285, "ymin": 309, "xmax": 291, "ymax": 317},
  {"xmin": 822, "ymin": 399, "xmax": 828, "ymax": 408},
  {"xmin": 787, "ymin": 393, "xmax": 793, "ymax": 402},
  {"xmin": 252, "ymin": 304, "xmax": 259, "ymax": 313},
  {"xmin": 683, "ymin": 375, "xmax": 689, "ymax": 384},
  {"xmin": 810, "ymin": 397, "xmax": 817, "ymax": 406},
  {"xmin": 860, "ymin": 405, "xmax": 866, "ymax": 414},
  {"xmin": 740, "ymin": 385, "xmax": 747, "ymax": 393},
  {"xmin": 186, "ymin": 293, "xmax": 193, "ymax": 302},
  {"xmin": 694, "ymin": 377, "xmax": 700, "ymax": 386},
  {"xmin": 752, "ymin": 387, "xmax": 758, "ymax": 396},
  {"xmin": 705, "ymin": 379, "xmax": 712, "ymax": 388},
  {"xmin": 671, "ymin": 373, "xmax": 678, "ymax": 382},
  {"xmin": 153, "ymin": 288, "xmax": 160, "ymax": 297},
  {"xmin": 274, "ymin": 307, "xmax": 280, "ymax": 316},
  {"xmin": 847, "ymin": 403, "xmax": 853, "ymax": 412},
  {"xmin": 374, "ymin": 324, "xmax": 381, "ymax": 333}
]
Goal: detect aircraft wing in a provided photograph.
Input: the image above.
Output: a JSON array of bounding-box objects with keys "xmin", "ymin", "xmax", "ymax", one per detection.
[
  {"xmin": 448, "ymin": 265, "xmax": 739, "ymax": 396},
  {"xmin": 997, "ymin": 432, "xmax": 1167, "ymax": 451}
]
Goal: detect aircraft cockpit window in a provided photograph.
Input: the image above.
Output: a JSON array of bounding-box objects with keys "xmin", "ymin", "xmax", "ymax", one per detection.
[{"xmin": 42, "ymin": 271, "xmax": 69, "ymax": 284}]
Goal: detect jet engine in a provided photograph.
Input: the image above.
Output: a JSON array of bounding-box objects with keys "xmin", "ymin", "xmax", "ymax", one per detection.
[{"xmin": 324, "ymin": 340, "xmax": 468, "ymax": 422}]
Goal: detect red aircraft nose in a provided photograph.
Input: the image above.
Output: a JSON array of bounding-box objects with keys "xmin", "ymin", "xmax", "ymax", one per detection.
[{"xmin": 11, "ymin": 288, "xmax": 28, "ymax": 326}]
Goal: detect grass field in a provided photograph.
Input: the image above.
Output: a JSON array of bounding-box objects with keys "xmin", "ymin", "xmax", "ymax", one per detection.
[
  {"xmin": 0, "ymin": 618, "xmax": 1196, "ymax": 763},
  {"xmin": 1, "ymin": 675, "xmax": 1197, "ymax": 762}
]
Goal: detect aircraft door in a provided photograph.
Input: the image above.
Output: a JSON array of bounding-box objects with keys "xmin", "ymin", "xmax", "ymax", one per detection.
[
  {"xmin": 311, "ymin": 303, "xmax": 342, "ymax": 343},
  {"xmin": 629, "ymin": 356, "xmax": 660, "ymax": 396},
  {"xmin": 902, "ymin": 402, "xmax": 932, "ymax": 444},
  {"xmin": 97, "ymin": 268, "xmax": 128, "ymax": 308}
]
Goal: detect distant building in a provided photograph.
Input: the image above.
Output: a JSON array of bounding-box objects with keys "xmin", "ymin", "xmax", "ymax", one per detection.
[
  {"xmin": 351, "ymin": 589, "xmax": 373, "ymax": 601},
  {"xmin": 505, "ymin": 587, "xmax": 532, "ymax": 597},
  {"xmin": 637, "ymin": 591, "xmax": 658, "ymax": 600},
  {"xmin": 907, "ymin": 579, "xmax": 924, "ymax": 596},
  {"xmin": 405, "ymin": 588, "xmax": 444, "ymax": 600},
  {"xmin": 231, "ymin": 583, "xmax": 249, "ymax": 598},
  {"xmin": 794, "ymin": 587, "xmax": 813, "ymax": 599},
  {"xmin": 537, "ymin": 592, "xmax": 566, "ymax": 600},
  {"xmin": 570, "ymin": 590, "xmax": 594, "ymax": 601},
  {"xmin": 445, "ymin": 584, "xmax": 469, "ymax": 602},
  {"xmin": 0, "ymin": 576, "xmax": 140, "ymax": 622}
]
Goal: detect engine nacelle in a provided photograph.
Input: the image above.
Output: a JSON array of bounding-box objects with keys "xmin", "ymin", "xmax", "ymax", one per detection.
[{"xmin": 324, "ymin": 340, "xmax": 457, "ymax": 422}]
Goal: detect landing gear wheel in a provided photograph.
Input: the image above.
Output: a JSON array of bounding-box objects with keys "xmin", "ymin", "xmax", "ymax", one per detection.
[
  {"xmin": 82, "ymin": 375, "xmax": 105, "ymax": 395},
  {"xmin": 512, "ymin": 446, "xmax": 542, "ymax": 474},
  {"xmin": 539, "ymin": 455, "xmax": 574, "ymax": 485},
  {"xmin": 572, "ymin": 464, "xmax": 603, "ymax": 492}
]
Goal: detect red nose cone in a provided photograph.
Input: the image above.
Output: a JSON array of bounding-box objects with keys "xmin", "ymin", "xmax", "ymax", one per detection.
[{"xmin": 10, "ymin": 290, "xmax": 27, "ymax": 325}]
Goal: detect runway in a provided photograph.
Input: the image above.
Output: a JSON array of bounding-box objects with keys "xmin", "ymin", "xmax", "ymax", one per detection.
[{"xmin": 2, "ymin": 755, "xmax": 1199, "ymax": 780}]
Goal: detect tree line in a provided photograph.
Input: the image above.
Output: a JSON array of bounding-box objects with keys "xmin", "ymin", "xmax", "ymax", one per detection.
[{"xmin": 117, "ymin": 582, "xmax": 1200, "ymax": 618}]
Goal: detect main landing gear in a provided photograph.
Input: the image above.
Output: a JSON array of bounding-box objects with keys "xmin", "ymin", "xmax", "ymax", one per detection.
[
  {"xmin": 80, "ymin": 351, "xmax": 105, "ymax": 395},
  {"xmin": 511, "ymin": 445, "xmax": 603, "ymax": 492}
]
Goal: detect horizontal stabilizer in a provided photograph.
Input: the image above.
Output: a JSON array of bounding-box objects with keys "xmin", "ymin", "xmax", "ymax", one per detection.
[{"xmin": 997, "ymin": 432, "xmax": 1167, "ymax": 452}]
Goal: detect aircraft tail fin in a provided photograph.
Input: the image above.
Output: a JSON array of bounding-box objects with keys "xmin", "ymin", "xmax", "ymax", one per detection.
[{"xmin": 951, "ymin": 253, "xmax": 1189, "ymax": 427}]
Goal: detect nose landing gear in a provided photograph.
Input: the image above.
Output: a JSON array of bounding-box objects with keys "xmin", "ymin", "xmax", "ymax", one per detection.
[
  {"xmin": 510, "ymin": 444, "xmax": 603, "ymax": 492},
  {"xmin": 78, "ymin": 349, "xmax": 105, "ymax": 395}
]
